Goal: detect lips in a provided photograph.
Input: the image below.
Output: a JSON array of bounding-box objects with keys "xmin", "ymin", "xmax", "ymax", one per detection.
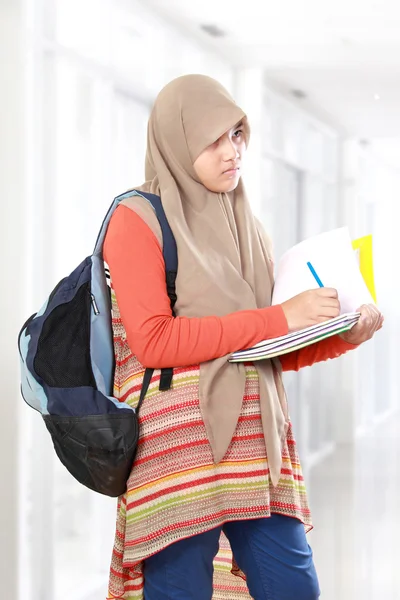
[{"xmin": 223, "ymin": 166, "xmax": 240, "ymax": 175}]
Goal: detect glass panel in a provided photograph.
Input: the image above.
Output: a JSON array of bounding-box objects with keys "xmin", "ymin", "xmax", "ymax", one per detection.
[
  {"xmin": 51, "ymin": 57, "xmax": 115, "ymax": 279},
  {"xmin": 302, "ymin": 124, "xmax": 324, "ymax": 174},
  {"xmin": 299, "ymin": 175, "xmax": 322, "ymax": 239},
  {"xmin": 260, "ymin": 157, "xmax": 276, "ymax": 242},
  {"xmin": 323, "ymin": 184, "xmax": 339, "ymax": 230},
  {"xmin": 263, "ymin": 92, "xmax": 283, "ymax": 155},
  {"xmin": 307, "ymin": 360, "xmax": 337, "ymax": 453},
  {"xmin": 113, "ymin": 91, "xmax": 149, "ymax": 192},
  {"xmin": 300, "ymin": 176, "xmax": 339, "ymax": 239},
  {"xmin": 366, "ymin": 201, "xmax": 389, "ymax": 416},
  {"xmin": 282, "ymin": 108, "xmax": 303, "ymax": 167},
  {"xmin": 324, "ymin": 135, "xmax": 339, "ymax": 182},
  {"xmin": 306, "ymin": 364, "xmax": 323, "ymax": 454},
  {"xmin": 270, "ymin": 162, "xmax": 300, "ymax": 261},
  {"xmin": 357, "ymin": 340, "xmax": 376, "ymax": 428}
]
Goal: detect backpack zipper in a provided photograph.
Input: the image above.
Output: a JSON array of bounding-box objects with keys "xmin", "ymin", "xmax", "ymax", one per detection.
[{"xmin": 90, "ymin": 293, "xmax": 100, "ymax": 315}]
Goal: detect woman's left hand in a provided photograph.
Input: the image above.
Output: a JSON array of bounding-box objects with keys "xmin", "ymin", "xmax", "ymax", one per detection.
[{"xmin": 339, "ymin": 304, "xmax": 384, "ymax": 345}]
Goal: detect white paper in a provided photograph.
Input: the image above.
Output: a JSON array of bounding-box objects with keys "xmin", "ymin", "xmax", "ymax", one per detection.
[{"xmin": 271, "ymin": 227, "xmax": 374, "ymax": 313}]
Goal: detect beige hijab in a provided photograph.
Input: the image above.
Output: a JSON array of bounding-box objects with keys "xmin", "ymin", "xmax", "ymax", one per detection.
[{"xmin": 136, "ymin": 75, "xmax": 288, "ymax": 486}]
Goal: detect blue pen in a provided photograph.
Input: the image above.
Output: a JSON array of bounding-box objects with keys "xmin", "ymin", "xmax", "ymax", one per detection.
[{"xmin": 307, "ymin": 262, "xmax": 324, "ymax": 288}]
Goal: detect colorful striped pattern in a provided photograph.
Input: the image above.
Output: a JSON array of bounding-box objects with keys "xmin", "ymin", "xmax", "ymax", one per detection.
[{"xmin": 107, "ymin": 286, "xmax": 312, "ymax": 600}]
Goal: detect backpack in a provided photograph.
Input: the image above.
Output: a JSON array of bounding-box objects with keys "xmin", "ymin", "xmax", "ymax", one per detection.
[{"xmin": 18, "ymin": 190, "xmax": 178, "ymax": 497}]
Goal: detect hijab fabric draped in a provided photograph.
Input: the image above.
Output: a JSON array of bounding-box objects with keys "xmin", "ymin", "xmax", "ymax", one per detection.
[{"xmin": 137, "ymin": 75, "xmax": 288, "ymax": 486}]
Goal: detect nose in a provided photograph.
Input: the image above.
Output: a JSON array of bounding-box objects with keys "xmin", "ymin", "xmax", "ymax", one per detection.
[{"xmin": 221, "ymin": 137, "xmax": 239, "ymax": 162}]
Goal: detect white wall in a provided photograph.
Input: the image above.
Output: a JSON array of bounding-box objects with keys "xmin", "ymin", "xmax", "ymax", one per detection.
[{"xmin": 0, "ymin": 0, "xmax": 27, "ymax": 597}]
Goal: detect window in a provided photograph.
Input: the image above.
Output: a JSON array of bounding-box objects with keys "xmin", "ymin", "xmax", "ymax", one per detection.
[{"xmin": 113, "ymin": 91, "xmax": 149, "ymax": 192}]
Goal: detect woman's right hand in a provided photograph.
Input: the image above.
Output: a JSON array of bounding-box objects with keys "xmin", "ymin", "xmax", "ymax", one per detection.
[{"xmin": 281, "ymin": 288, "xmax": 341, "ymax": 332}]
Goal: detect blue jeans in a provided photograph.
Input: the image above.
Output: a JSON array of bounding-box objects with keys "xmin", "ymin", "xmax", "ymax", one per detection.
[{"xmin": 143, "ymin": 514, "xmax": 320, "ymax": 599}]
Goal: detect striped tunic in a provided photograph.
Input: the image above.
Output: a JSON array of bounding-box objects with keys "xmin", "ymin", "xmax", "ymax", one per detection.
[{"xmin": 107, "ymin": 289, "xmax": 311, "ymax": 600}]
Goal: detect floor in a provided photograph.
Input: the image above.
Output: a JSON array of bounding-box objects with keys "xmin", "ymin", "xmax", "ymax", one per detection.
[{"xmin": 307, "ymin": 413, "xmax": 400, "ymax": 600}]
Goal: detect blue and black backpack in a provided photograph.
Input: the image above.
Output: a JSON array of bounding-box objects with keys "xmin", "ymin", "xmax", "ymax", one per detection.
[{"xmin": 18, "ymin": 190, "xmax": 177, "ymax": 497}]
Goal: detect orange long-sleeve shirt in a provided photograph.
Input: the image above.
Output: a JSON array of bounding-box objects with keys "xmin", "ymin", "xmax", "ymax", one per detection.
[{"xmin": 103, "ymin": 205, "xmax": 356, "ymax": 372}]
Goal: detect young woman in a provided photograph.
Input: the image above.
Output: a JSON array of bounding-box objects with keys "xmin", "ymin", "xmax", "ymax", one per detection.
[{"xmin": 104, "ymin": 74, "xmax": 383, "ymax": 600}]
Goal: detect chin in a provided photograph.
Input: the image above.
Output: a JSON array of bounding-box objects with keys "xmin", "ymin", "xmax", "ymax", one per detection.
[
  {"xmin": 226, "ymin": 180, "xmax": 241, "ymax": 193},
  {"xmin": 216, "ymin": 178, "xmax": 241, "ymax": 193}
]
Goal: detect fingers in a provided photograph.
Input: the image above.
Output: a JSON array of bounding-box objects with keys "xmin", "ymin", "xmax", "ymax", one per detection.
[
  {"xmin": 357, "ymin": 304, "xmax": 384, "ymax": 336},
  {"xmin": 361, "ymin": 304, "xmax": 381, "ymax": 330},
  {"xmin": 317, "ymin": 307, "xmax": 341, "ymax": 320},
  {"xmin": 317, "ymin": 287, "xmax": 339, "ymax": 299},
  {"xmin": 321, "ymin": 308, "xmax": 340, "ymax": 319},
  {"xmin": 318, "ymin": 296, "xmax": 341, "ymax": 319},
  {"xmin": 342, "ymin": 304, "xmax": 384, "ymax": 345},
  {"xmin": 309, "ymin": 289, "xmax": 340, "ymax": 317},
  {"xmin": 320, "ymin": 298, "xmax": 341, "ymax": 311},
  {"xmin": 316, "ymin": 314, "xmax": 337, "ymax": 324}
]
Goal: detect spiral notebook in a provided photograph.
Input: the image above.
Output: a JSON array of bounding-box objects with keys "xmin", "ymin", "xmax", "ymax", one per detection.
[{"xmin": 229, "ymin": 312, "xmax": 360, "ymax": 362}]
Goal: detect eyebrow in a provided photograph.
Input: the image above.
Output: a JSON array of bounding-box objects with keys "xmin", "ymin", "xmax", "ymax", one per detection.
[{"xmin": 234, "ymin": 121, "xmax": 244, "ymax": 129}]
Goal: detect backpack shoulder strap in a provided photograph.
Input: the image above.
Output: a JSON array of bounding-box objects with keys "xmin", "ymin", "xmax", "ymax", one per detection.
[
  {"xmin": 135, "ymin": 191, "xmax": 178, "ymax": 320},
  {"xmin": 131, "ymin": 191, "xmax": 178, "ymax": 399}
]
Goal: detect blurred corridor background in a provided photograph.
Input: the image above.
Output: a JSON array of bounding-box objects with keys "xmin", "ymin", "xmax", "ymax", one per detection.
[{"xmin": 2, "ymin": 0, "xmax": 400, "ymax": 598}]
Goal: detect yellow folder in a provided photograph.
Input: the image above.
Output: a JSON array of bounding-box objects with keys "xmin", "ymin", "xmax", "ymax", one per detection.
[{"xmin": 352, "ymin": 234, "xmax": 377, "ymax": 302}]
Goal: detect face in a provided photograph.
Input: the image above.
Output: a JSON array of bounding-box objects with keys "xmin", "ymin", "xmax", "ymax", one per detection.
[{"xmin": 193, "ymin": 121, "xmax": 246, "ymax": 193}]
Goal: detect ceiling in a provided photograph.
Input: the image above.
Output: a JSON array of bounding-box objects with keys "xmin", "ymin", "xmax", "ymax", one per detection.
[{"xmin": 144, "ymin": 0, "xmax": 400, "ymax": 137}]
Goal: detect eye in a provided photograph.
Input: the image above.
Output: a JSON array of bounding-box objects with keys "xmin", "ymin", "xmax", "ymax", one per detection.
[{"xmin": 233, "ymin": 129, "xmax": 243, "ymax": 138}]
